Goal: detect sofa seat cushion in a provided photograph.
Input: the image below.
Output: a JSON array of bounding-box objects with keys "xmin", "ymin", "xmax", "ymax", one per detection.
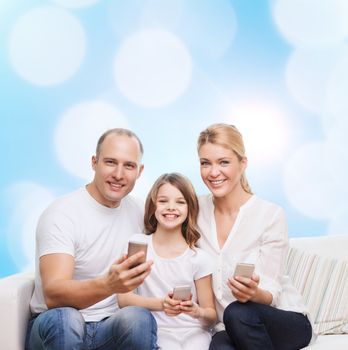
[{"xmin": 303, "ymin": 334, "xmax": 348, "ymax": 349}]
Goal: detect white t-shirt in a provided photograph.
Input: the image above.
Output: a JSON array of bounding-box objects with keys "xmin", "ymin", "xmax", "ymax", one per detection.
[
  {"xmin": 197, "ymin": 194, "xmax": 310, "ymax": 329},
  {"xmin": 30, "ymin": 187, "xmax": 144, "ymax": 322},
  {"xmin": 128, "ymin": 233, "xmax": 214, "ymax": 329}
]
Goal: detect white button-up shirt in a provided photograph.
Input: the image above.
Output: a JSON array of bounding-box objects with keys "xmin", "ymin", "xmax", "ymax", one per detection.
[{"xmin": 197, "ymin": 194, "xmax": 309, "ymax": 331}]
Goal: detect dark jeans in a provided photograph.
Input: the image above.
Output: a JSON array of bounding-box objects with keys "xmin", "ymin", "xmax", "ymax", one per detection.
[{"xmin": 210, "ymin": 301, "xmax": 312, "ymax": 350}]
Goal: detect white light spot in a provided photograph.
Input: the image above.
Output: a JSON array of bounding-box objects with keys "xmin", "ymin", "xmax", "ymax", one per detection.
[
  {"xmin": 325, "ymin": 120, "xmax": 348, "ymax": 185},
  {"xmin": 8, "ymin": 6, "xmax": 86, "ymax": 86},
  {"xmin": 6, "ymin": 182, "xmax": 55, "ymax": 271},
  {"xmin": 273, "ymin": 0, "xmax": 348, "ymax": 48},
  {"xmin": 285, "ymin": 46, "xmax": 348, "ymax": 114},
  {"xmin": 283, "ymin": 142, "xmax": 343, "ymax": 219},
  {"xmin": 324, "ymin": 53, "xmax": 348, "ymax": 129},
  {"xmin": 225, "ymin": 102, "xmax": 289, "ymax": 163},
  {"xmin": 52, "ymin": 0, "xmax": 100, "ymax": 8},
  {"xmin": 114, "ymin": 29, "xmax": 192, "ymax": 108},
  {"xmin": 54, "ymin": 101, "xmax": 130, "ymax": 181}
]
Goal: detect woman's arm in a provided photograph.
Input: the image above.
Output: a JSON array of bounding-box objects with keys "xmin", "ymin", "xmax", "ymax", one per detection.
[
  {"xmin": 179, "ymin": 275, "xmax": 217, "ymax": 327},
  {"xmin": 117, "ymin": 291, "xmax": 163, "ymax": 311},
  {"xmin": 226, "ymin": 207, "xmax": 288, "ymax": 306}
]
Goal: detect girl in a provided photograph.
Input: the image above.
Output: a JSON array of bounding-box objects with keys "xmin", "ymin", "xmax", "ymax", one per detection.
[
  {"xmin": 118, "ymin": 173, "xmax": 217, "ymax": 350},
  {"xmin": 196, "ymin": 123, "xmax": 314, "ymax": 350}
]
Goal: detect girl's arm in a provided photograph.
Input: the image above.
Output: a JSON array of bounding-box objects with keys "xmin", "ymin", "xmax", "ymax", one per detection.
[
  {"xmin": 117, "ymin": 291, "xmax": 163, "ymax": 311},
  {"xmin": 179, "ymin": 275, "xmax": 217, "ymax": 327}
]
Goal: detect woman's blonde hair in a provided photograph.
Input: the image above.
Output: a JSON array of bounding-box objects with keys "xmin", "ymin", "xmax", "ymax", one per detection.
[
  {"xmin": 144, "ymin": 173, "xmax": 201, "ymax": 247},
  {"xmin": 197, "ymin": 123, "xmax": 252, "ymax": 194}
]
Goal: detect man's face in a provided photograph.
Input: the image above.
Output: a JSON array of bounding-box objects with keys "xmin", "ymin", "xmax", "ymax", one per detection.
[{"xmin": 89, "ymin": 134, "xmax": 144, "ymax": 208}]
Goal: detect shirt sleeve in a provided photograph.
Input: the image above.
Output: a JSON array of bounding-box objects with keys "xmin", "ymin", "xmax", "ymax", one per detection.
[
  {"xmin": 256, "ymin": 207, "xmax": 289, "ymax": 307},
  {"xmin": 36, "ymin": 209, "xmax": 75, "ymax": 258},
  {"xmin": 192, "ymin": 248, "xmax": 215, "ymax": 281}
]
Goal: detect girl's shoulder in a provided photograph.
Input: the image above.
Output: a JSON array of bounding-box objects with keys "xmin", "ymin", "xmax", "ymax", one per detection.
[
  {"xmin": 189, "ymin": 247, "xmax": 215, "ymax": 276},
  {"xmin": 189, "ymin": 246, "xmax": 214, "ymax": 263}
]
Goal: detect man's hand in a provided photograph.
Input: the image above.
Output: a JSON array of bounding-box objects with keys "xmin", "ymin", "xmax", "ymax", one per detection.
[{"xmin": 104, "ymin": 251, "xmax": 153, "ymax": 294}]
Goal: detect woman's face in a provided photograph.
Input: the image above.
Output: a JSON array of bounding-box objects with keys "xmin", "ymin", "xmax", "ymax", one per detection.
[{"xmin": 198, "ymin": 142, "xmax": 246, "ymax": 198}]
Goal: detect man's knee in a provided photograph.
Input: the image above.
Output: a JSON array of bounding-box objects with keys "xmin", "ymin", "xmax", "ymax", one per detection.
[
  {"xmin": 30, "ymin": 307, "xmax": 85, "ymax": 345},
  {"xmin": 42, "ymin": 307, "xmax": 84, "ymax": 331},
  {"xmin": 116, "ymin": 306, "xmax": 156, "ymax": 332},
  {"xmin": 108, "ymin": 307, "xmax": 157, "ymax": 350}
]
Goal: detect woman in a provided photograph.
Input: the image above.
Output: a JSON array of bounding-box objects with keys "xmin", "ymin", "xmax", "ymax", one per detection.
[{"xmin": 197, "ymin": 123, "xmax": 314, "ymax": 350}]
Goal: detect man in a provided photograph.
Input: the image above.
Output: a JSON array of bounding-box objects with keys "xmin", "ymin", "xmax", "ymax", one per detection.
[{"xmin": 26, "ymin": 128, "xmax": 157, "ymax": 350}]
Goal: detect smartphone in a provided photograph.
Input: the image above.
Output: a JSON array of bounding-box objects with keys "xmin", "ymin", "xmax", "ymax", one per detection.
[
  {"xmin": 127, "ymin": 241, "xmax": 148, "ymax": 267},
  {"xmin": 172, "ymin": 285, "xmax": 191, "ymax": 301},
  {"xmin": 233, "ymin": 263, "xmax": 255, "ymax": 278}
]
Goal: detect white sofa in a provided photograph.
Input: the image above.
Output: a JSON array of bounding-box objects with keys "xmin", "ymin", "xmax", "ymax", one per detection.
[
  {"xmin": 289, "ymin": 235, "xmax": 348, "ymax": 349},
  {"xmin": 0, "ymin": 235, "xmax": 347, "ymax": 350}
]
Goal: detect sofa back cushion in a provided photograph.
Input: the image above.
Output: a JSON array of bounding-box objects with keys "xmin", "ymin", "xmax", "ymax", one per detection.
[{"xmin": 286, "ymin": 240, "xmax": 348, "ymax": 335}]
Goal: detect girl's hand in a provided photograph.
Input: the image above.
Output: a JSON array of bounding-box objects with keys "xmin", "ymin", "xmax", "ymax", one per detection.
[
  {"xmin": 179, "ymin": 299, "xmax": 202, "ymax": 319},
  {"xmin": 227, "ymin": 274, "xmax": 260, "ymax": 303},
  {"xmin": 162, "ymin": 292, "xmax": 182, "ymax": 316}
]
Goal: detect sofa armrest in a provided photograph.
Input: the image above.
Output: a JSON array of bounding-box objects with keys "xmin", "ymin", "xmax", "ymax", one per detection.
[{"xmin": 0, "ymin": 272, "xmax": 35, "ymax": 350}]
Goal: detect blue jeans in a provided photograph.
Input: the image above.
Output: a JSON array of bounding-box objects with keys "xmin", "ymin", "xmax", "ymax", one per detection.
[
  {"xmin": 210, "ymin": 301, "xmax": 312, "ymax": 350},
  {"xmin": 25, "ymin": 306, "xmax": 157, "ymax": 350}
]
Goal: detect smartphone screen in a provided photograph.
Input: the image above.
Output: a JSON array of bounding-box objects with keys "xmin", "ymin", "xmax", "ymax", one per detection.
[
  {"xmin": 172, "ymin": 285, "xmax": 191, "ymax": 301},
  {"xmin": 233, "ymin": 263, "xmax": 255, "ymax": 278},
  {"xmin": 127, "ymin": 241, "xmax": 148, "ymax": 267}
]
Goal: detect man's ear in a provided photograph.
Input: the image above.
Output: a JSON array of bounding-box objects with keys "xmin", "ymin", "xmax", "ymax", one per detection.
[
  {"xmin": 91, "ymin": 155, "xmax": 97, "ymax": 170},
  {"xmin": 137, "ymin": 164, "xmax": 144, "ymax": 179}
]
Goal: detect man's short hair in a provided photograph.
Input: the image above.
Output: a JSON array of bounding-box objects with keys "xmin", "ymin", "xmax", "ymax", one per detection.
[{"xmin": 96, "ymin": 128, "xmax": 144, "ymax": 159}]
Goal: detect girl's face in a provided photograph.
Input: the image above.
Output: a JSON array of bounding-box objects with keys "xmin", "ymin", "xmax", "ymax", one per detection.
[
  {"xmin": 155, "ymin": 183, "xmax": 188, "ymax": 231},
  {"xmin": 199, "ymin": 142, "xmax": 247, "ymax": 198}
]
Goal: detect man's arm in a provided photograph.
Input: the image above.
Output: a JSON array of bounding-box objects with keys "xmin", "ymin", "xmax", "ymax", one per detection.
[{"xmin": 41, "ymin": 252, "xmax": 152, "ymax": 310}]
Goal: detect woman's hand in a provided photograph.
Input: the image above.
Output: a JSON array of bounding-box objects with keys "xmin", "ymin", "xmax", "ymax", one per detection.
[
  {"xmin": 162, "ymin": 292, "xmax": 182, "ymax": 316},
  {"xmin": 227, "ymin": 274, "xmax": 260, "ymax": 303}
]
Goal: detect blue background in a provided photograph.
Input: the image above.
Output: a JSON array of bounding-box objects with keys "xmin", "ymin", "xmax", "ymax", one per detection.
[{"xmin": 1, "ymin": 0, "xmax": 348, "ymax": 277}]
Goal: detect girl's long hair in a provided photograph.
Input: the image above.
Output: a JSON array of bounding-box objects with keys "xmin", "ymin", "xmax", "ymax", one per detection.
[{"xmin": 144, "ymin": 173, "xmax": 201, "ymax": 247}]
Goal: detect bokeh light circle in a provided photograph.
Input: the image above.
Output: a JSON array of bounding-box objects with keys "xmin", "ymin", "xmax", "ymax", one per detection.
[
  {"xmin": 8, "ymin": 6, "xmax": 86, "ymax": 86},
  {"xmin": 6, "ymin": 182, "xmax": 55, "ymax": 271},
  {"xmin": 55, "ymin": 101, "xmax": 130, "ymax": 180},
  {"xmin": 114, "ymin": 29, "xmax": 192, "ymax": 108},
  {"xmin": 273, "ymin": 0, "xmax": 348, "ymax": 48},
  {"xmin": 285, "ymin": 46, "xmax": 348, "ymax": 114},
  {"xmin": 283, "ymin": 142, "xmax": 343, "ymax": 219}
]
